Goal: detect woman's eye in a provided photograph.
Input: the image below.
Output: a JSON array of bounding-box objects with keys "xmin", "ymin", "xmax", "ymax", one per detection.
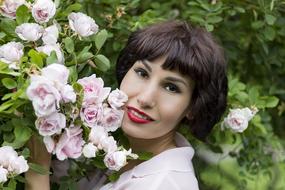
[
  {"xmin": 164, "ymin": 83, "xmax": 181, "ymax": 93},
  {"xmin": 134, "ymin": 68, "xmax": 149, "ymax": 78}
]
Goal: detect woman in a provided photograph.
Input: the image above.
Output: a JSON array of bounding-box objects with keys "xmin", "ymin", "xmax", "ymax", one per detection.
[{"xmin": 25, "ymin": 20, "xmax": 228, "ymax": 190}]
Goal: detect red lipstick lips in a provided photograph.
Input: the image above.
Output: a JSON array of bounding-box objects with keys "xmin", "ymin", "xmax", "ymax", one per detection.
[{"xmin": 126, "ymin": 106, "xmax": 154, "ymax": 124}]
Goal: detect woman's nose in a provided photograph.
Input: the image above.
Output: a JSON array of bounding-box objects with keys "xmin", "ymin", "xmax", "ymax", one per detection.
[{"xmin": 136, "ymin": 86, "xmax": 157, "ymax": 109}]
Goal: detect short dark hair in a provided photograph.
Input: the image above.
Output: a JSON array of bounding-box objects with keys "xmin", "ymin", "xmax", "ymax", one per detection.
[{"xmin": 116, "ymin": 20, "xmax": 228, "ymax": 141}]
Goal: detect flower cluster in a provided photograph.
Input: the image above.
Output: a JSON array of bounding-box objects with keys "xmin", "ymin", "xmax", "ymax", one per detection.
[
  {"xmin": 26, "ymin": 63, "xmax": 136, "ymax": 170},
  {"xmin": 0, "ymin": 146, "xmax": 29, "ymax": 183},
  {"xmin": 221, "ymin": 107, "xmax": 258, "ymax": 133},
  {"xmin": 0, "ymin": 0, "xmax": 99, "ymax": 69}
]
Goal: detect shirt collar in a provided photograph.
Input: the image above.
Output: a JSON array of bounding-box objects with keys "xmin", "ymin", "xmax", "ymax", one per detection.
[{"xmin": 132, "ymin": 132, "xmax": 195, "ymax": 178}]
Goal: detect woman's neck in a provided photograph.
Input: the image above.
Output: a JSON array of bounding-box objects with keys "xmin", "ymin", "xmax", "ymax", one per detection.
[
  {"xmin": 120, "ymin": 130, "xmax": 177, "ymax": 173},
  {"xmin": 127, "ymin": 130, "xmax": 177, "ymax": 156}
]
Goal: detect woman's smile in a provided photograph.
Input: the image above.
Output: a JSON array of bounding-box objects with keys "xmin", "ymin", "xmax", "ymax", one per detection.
[{"xmin": 126, "ymin": 106, "xmax": 155, "ymax": 124}]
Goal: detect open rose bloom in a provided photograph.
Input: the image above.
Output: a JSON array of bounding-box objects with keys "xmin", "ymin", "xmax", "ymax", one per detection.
[{"xmin": 0, "ymin": 146, "xmax": 29, "ymax": 183}]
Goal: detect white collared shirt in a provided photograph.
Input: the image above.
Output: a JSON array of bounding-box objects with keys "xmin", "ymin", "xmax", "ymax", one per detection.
[{"xmin": 99, "ymin": 133, "xmax": 199, "ymax": 190}]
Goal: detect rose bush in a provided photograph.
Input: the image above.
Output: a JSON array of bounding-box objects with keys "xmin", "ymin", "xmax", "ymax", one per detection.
[{"xmin": 0, "ymin": 0, "xmax": 136, "ymax": 189}]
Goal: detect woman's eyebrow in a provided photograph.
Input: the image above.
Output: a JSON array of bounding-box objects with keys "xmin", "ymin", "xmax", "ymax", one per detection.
[
  {"xmin": 141, "ymin": 60, "xmax": 152, "ymax": 72},
  {"xmin": 165, "ymin": 76, "xmax": 188, "ymax": 87}
]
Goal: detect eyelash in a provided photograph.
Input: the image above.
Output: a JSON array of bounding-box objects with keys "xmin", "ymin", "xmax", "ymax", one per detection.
[{"xmin": 133, "ymin": 67, "xmax": 181, "ymax": 93}]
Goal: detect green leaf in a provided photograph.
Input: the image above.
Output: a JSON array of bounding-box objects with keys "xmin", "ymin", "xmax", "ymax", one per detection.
[
  {"xmin": 21, "ymin": 147, "xmax": 30, "ymax": 159},
  {"xmin": 137, "ymin": 151, "xmax": 153, "ymax": 161},
  {"xmin": 28, "ymin": 49, "xmax": 44, "ymax": 68},
  {"xmin": 0, "ymin": 18, "xmax": 17, "ymax": 37},
  {"xmin": 29, "ymin": 163, "xmax": 51, "ymax": 175},
  {"xmin": 264, "ymin": 96, "xmax": 279, "ymax": 108},
  {"xmin": 94, "ymin": 54, "xmax": 110, "ymax": 72},
  {"xmin": 265, "ymin": 14, "xmax": 276, "ymax": 25},
  {"xmin": 190, "ymin": 15, "xmax": 205, "ymax": 24},
  {"xmin": 108, "ymin": 172, "xmax": 120, "ymax": 182},
  {"xmin": 8, "ymin": 178, "xmax": 17, "ymax": 190},
  {"xmin": 63, "ymin": 37, "xmax": 74, "ymax": 53},
  {"xmin": 207, "ymin": 16, "xmax": 223, "ymax": 24},
  {"xmin": 251, "ymin": 21, "xmax": 264, "ymax": 29},
  {"xmin": 2, "ymin": 78, "xmax": 17, "ymax": 89},
  {"xmin": 60, "ymin": 3, "xmax": 82, "ymax": 17},
  {"xmin": 205, "ymin": 23, "xmax": 214, "ymax": 31},
  {"xmin": 0, "ymin": 100, "xmax": 14, "ymax": 112},
  {"xmin": 95, "ymin": 29, "xmax": 108, "ymax": 50},
  {"xmin": 77, "ymin": 52, "xmax": 93, "ymax": 63},
  {"xmin": 264, "ymin": 27, "xmax": 276, "ymax": 41},
  {"xmin": 46, "ymin": 51, "xmax": 58, "ymax": 65},
  {"xmin": 249, "ymin": 87, "xmax": 259, "ymax": 104},
  {"xmin": 16, "ymin": 5, "xmax": 30, "ymax": 24},
  {"xmin": 3, "ymin": 124, "xmax": 32, "ymax": 149},
  {"xmin": 0, "ymin": 32, "xmax": 6, "ymax": 39}
]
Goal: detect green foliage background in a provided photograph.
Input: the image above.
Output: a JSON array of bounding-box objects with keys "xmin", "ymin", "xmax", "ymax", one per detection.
[
  {"xmin": 80, "ymin": 0, "xmax": 284, "ymax": 189},
  {"xmin": 0, "ymin": 0, "xmax": 284, "ymax": 189}
]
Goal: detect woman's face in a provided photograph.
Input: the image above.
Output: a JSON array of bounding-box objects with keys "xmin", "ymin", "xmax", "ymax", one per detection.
[{"xmin": 119, "ymin": 56, "xmax": 194, "ymax": 139}]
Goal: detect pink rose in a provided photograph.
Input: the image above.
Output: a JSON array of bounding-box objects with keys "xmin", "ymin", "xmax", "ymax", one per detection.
[
  {"xmin": 88, "ymin": 125, "xmax": 108, "ymax": 146},
  {"xmin": 222, "ymin": 107, "xmax": 257, "ymax": 133},
  {"xmin": 99, "ymin": 108, "xmax": 123, "ymax": 132},
  {"xmin": 35, "ymin": 112, "xmax": 66, "ymax": 136},
  {"xmin": 0, "ymin": 42, "xmax": 24, "ymax": 69},
  {"xmin": 107, "ymin": 88, "xmax": 128, "ymax": 109},
  {"xmin": 55, "ymin": 126, "xmax": 85, "ymax": 160},
  {"xmin": 103, "ymin": 151, "xmax": 127, "ymax": 171},
  {"xmin": 77, "ymin": 74, "xmax": 111, "ymax": 105},
  {"xmin": 43, "ymin": 136, "xmax": 56, "ymax": 153},
  {"xmin": 68, "ymin": 12, "xmax": 98, "ymax": 37},
  {"xmin": 80, "ymin": 104, "xmax": 104, "ymax": 126},
  {"xmin": 0, "ymin": 0, "xmax": 26, "ymax": 19},
  {"xmin": 26, "ymin": 75, "xmax": 61, "ymax": 117},
  {"xmin": 32, "ymin": 0, "xmax": 56, "ymax": 24}
]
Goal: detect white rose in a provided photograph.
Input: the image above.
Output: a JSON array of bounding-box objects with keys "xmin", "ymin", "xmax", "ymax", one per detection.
[
  {"xmin": 26, "ymin": 75, "xmax": 61, "ymax": 117},
  {"xmin": 60, "ymin": 85, "xmax": 76, "ymax": 103},
  {"xmin": 42, "ymin": 24, "xmax": 59, "ymax": 45},
  {"xmin": 0, "ymin": 42, "xmax": 24, "ymax": 69},
  {"xmin": 104, "ymin": 151, "xmax": 127, "ymax": 171},
  {"xmin": 35, "ymin": 112, "xmax": 66, "ymax": 136},
  {"xmin": 15, "ymin": 23, "xmax": 44, "ymax": 41},
  {"xmin": 0, "ymin": 166, "xmax": 8, "ymax": 183},
  {"xmin": 0, "ymin": 146, "xmax": 18, "ymax": 167},
  {"xmin": 68, "ymin": 12, "xmax": 98, "ymax": 37},
  {"xmin": 88, "ymin": 125, "xmax": 108, "ymax": 146},
  {"xmin": 98, "ymin": 136, "xmax": 117, "ymax": 153},
  {"xmin": 0, "ymin": 0, "xmax": 26, "ymax": 19},
  {"xmin": 41, "ymin": 63, "xmax": 69, "ymax": 87},
  {"xmin": 107, "ymin": 89, "xmax": 128, "ymax": 109},
  {"xmin": 222, "ymin": 107, "xmax": 257, "ymax": 133},
  {"xmin": 32, "ymin": 0, "xmax": 56, "ymax": 24},
  {"xmin": 36, "ymin": 43, "xmax": 64, "ymax": 64},
  {"xmin": 82, "ymin": 143, "xmax": 98, "ymax": 158},
  {"xmin": 8, "ymin": 156, "xmax": 29, "ymax": 174}
]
